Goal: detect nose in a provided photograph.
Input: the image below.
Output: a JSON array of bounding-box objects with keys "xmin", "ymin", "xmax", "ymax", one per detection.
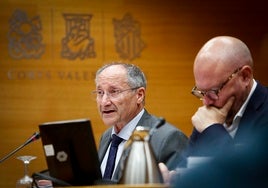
[{"xmin": 98, "ymin": 93, "xmax": 112, "ymax": 105}]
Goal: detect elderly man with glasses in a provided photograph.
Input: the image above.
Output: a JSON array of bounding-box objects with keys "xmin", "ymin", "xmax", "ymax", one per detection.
[{"xmin": 93, "ymin": 62, "xmax": 188, "ymax": 183}]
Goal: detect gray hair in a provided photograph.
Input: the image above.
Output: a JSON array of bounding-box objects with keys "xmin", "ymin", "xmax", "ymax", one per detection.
[{"xmin": 95, "ymin": 62, "xmax": 147, "ymax": 89}]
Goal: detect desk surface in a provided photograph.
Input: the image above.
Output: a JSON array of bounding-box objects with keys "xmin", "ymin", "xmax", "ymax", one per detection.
[{"xmin": 56, "ymin": 184, "xmax": 169, "ymax": 188}]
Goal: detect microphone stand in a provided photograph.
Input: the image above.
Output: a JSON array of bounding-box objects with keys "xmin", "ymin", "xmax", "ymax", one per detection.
[{"xmin": 0, "ymin": 132, "xmax": 40, "ymax": 163}]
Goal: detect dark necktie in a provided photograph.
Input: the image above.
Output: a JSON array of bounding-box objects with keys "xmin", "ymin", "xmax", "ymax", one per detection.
[{"xmin": 103, "ymin": 134, "xmax": 124, "ymax": 179}]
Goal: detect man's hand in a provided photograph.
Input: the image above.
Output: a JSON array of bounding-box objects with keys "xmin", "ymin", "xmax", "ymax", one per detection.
[
  {"xmin": 158, "ymin": 162, "xmax": 177, "ymax": 185},
  {"xmin": 191, "ymin": 97, "xmax": 235, "ymax": 133}
]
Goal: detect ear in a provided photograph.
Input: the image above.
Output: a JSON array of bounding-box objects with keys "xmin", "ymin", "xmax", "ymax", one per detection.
[
  {"xmin": 136, "ymin": 87, "xmax": 145, "ymax": 104},
  {"xmin": 240, "ymin": 65, "xmax": 253, "ymax": 84}
]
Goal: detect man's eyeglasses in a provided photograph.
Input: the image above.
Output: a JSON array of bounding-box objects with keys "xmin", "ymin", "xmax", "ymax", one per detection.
[
  {"xmin": 191, "ymin": 67, "xmax": 242, "ymax": 100},
  {"xmin": 92, "ymin": 87, "xmax": 139, "ymax": 100}
]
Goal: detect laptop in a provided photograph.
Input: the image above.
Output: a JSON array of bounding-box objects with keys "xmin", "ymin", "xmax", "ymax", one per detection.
[{"xmin": 38, "ymin": 118, "xmax": 102, "ymax": 186}]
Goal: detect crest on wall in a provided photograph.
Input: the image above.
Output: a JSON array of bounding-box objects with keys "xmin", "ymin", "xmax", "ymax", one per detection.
[
  {"xmin": 8, "ymin": 9, "xmax": 45, "ymax": 59},
  {"xmin": 113, "ymin": 13, "xmax": 145, "ymax": 61},
  {"xmin": 61, "ymin": 14, "xmax": 96, "ymax": 60}
]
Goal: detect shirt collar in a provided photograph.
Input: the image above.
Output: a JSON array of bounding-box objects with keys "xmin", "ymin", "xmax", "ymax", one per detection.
[
  {"xmin": 111, "ymin": 109, "xmax": 145, "ymax": 141},
  {"xmin": 235, "ymin": 79, "xmax": 257, "ymax": 119},
  {"xmin": 224, "ymin": 79, "xmax": 257, "ymax": 137}
]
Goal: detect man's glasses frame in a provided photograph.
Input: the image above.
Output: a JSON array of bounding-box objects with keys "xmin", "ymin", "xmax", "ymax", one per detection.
[
  {"xmin": 92, "ymin": 87, "xmax": 140, "ymax": 100},
  {"xmin": 191, "ymin": 67, "xmax": 243, "ymax": 100}
]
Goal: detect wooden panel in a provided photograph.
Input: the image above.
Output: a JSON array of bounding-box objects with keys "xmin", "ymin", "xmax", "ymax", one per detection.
[{"xmin": 0, "ymin": 0, "xmax": 267, "ymax": 187}]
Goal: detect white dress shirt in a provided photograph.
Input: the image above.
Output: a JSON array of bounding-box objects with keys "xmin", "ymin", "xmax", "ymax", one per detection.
[{"xmin": 100, "ymin": 109, "xmax": 145, "ymax": 178}]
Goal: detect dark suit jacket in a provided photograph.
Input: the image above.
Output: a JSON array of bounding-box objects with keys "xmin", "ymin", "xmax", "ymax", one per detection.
[
  {"xmin": 187, "ymin": 82, "xmax": 268, "ymax": 156},
  {"xmin": 98, "ymin": 109, "xmax": 188, "ymax": 182},
  {"xmin": 174, "ymin": 131, "xmax": 268, "ymax": 188}
]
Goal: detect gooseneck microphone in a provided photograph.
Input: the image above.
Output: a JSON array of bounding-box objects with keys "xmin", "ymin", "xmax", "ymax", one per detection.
[{"xmin": 0, "ymin": 132, "xmax": 40, "ymax": 163}]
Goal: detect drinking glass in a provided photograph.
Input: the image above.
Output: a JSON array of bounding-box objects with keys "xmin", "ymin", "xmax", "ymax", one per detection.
[{"xmin": 16, "ymin": 155, "xmax": 37, "ymax": 188}]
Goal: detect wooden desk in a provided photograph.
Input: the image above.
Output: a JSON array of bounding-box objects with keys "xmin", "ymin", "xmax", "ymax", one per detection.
[{"xmin": 56, "ymin": 184, "xmax": 169, "ymax": 188}]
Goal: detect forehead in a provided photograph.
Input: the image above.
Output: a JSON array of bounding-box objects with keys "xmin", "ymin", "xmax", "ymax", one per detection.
[
  {"xmin": 96, "ymin": 65, "xmax": 128, "ymax": 87},
  {"xmin": 194, "ymin": 60, "xmax": 228, "ymax": 90}
]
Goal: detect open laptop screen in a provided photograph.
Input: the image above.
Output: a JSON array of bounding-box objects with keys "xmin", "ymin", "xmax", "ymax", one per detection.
[{"xmin": 39, "ymin": 118, "xmax": 102, "ymax": 186}]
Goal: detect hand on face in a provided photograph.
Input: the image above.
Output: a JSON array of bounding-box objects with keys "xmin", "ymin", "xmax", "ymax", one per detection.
[{"xmin": 191, "ymin": 96, "xmax": 235, "ymax": 133}]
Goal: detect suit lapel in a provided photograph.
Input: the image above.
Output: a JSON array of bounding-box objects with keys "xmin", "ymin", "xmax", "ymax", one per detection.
[
  {"xmin": 136, "ymin": 109, "xmax": 158, "ymax": 129},
  {"xmin": 98, "ymin": 129, "xmax": 112, "ymax": 161}
]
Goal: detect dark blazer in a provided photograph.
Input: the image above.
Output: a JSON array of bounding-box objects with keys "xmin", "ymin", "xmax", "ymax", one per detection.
[
  {"xmin": 174, "ymin": 82, "xmax": 268, "ymax": 188},
  {"xmin": 98, "ymin": 109, "xmax": 188, "ymax": 182},
  {"xmin": 187, "ymin": 82, "xmax": 268, "ymax": 156}
]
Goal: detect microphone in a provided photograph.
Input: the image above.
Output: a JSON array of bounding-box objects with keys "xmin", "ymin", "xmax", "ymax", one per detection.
[{"xmin": 0, "ymin": 132, "xmax": 40, "ymax": 163}]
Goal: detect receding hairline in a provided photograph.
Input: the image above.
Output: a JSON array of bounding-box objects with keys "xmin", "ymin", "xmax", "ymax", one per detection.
[{"xmin": 95, "ymin": 62, "xmax": 147, "ymax": 88}]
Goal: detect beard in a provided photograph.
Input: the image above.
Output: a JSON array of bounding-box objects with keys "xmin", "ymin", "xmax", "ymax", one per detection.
[{"xmin": 225, "ymin": 107, "xmax": 237, "ymax": 126}]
